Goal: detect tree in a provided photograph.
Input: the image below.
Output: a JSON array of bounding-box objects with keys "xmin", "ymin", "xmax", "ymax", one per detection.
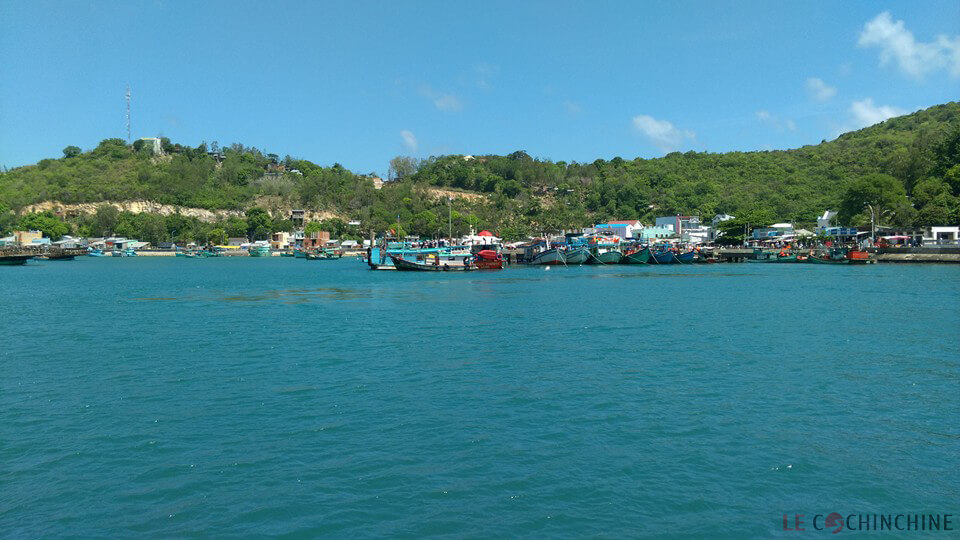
[
  {"xmin": 208, "ymin": 227, "xmax": 226, "ymax": 245},
  {"xmin": 224, "ymin": 216, "xmax": 248, "ymax": 238},
  {"xmin": 92, "ymin": 205, "xmax": 119, "ymax": 236},
  {"xmin": 140, "ymin": 213, "xmax": 167, "ymax": 244},
  {"xmin": 838, "ymin": 174, "xmax": 910, "ymax": 227},
  {"xmin": 714, "ymin": 210, "xmax": 774, "ymax": 246},
  {"xmin": 17, "ymin": 211, "xmax": 69, "ymax": 240},
  {"xmin": 931, "ymin": 125, "xmax": 960, "ymax": 178},
  {"xmin": 62, "ymin": 146, "xmax": 81, "ymax": 159},
  {"xmin": 304, "ymin": 221, "xmax": 325, "ymax": 234},
  {"xmin": 245, "ymin": 207, "xmax": 272, "ymax": 240},
  {"xmin": 388, "ymin": 156, "xmax": 417, "ymax": 180}
]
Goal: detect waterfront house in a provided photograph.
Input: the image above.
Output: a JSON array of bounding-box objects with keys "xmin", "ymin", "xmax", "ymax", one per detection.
[
  {"xmin": 290, "ymin": 210, "xmax": 305, "ymax": 229},
  {"xmin": 818, "ymin": 226, "xmax": 861, "ymax": 242},
  {"xmin": 14, "ymin": 230, "xmax": 43, "ymax": 246},
  {"xmin": 0, "ymin": 235, "xmax": 15, "ymax": 247},
  {"xmin": 595, "ymin": 220, "xmax": 643, "ymax": 240},
  {"xmin": 271, "ymin": 232, "xmax": 291, "ymax": 250},
  {"xmin": 304, "ymin": 231, "xmax": 330, "ymax": 250},
  {"xmin": 639, "ymin": 226, "xmax": 677, "ymax": 242},
  {"xmin": 227, "ymin": 237, "xmax": 247, "ymax": 247},
  {"xmin": 925, "ymin": 226, "xmax": 960, "ymax": 245},
  {"xmin": 751, "ymin": 223, "xmax": 795, "ymax": 241},
  {"xmin": 816, "ymin": 210, "xmax": 838, "ymax": 233},
  {"xmin": 53, "ymin": 236, "xmax": 85, "ymax": 249}
]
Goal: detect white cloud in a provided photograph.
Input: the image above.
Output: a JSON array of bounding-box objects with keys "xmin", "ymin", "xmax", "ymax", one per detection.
[
  {"xmin": 631, "ymin": 115, "xmax": 695, "ymax": 153},
  {"xmin": 472, "ymin": 63, "xmax": 498, "ymax": 89},
  {"xmin": 563, "ymin": 100, "xmax": 582, "ymax": 115},
  {"xmin": 756, "ymin": 110, "xmax": 796, "ymax": 132},
  {"xmin": 400, "ymin": 130, "xmax": 418, "ymax": 152},
  {"xmin": 858, "ymin": 11, "xmax": 960, "ymax": 79},
  {"xmin": 805, "ymin": 77, "xmax": 837, "ymax": 101},
  {"xmin": 433, "ymin": 94, "xmax": 462, "ymax": 112},
  {"xmin": 849, "ymin": 98, "xmax": 906, "ymax": 129},
  {"xmin": 418, "ymin": 85, "xmax": 463, "ymax": 112}
]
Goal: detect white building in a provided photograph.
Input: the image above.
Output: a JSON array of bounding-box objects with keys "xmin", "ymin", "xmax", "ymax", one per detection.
[
  {"xmin": 926, "ymin": 226, "xmax": 960, "ymax": 245},
  {"xmin": 816, "ymin": 210, "xmax": 838, "ymax": 233},
  {"xmin": 595, "ymin": 220, "xmax": 644, "ymax": 239}
]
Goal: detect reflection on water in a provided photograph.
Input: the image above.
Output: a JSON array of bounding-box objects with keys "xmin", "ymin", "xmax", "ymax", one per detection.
[{"xmin": 136, "ymin": 287, "xmax": 371, "ymax": 303}]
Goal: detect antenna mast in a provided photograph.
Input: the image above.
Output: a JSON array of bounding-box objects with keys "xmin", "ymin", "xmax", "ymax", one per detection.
[{"xmin": 125, "ymin": 85, "xmax": 131, "ymax": 143}]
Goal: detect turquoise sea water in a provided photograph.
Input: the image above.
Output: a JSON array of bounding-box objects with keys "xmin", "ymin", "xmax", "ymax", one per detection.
[{"xmin": 2, "ymin": 257, "xmax": 958, "ymax": 537}]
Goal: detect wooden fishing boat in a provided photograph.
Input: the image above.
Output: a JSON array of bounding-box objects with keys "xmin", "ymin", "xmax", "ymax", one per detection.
[
  {"xmin": 845, "ymin": 249, "xmax": 874, "ymax": 264},
  {"xmin": 808, "ymin": 255, "xmax": 849, "ymax": 264},
  {"xmin": 473, "ymin": 249, "xmax": 504, "ymax": 270},
  {"xmin": 748, "ymin": 253, "xmax": 799, "ymax": 263},
  {"xmin": 248, "ymin": 245, "xmax": 271, "ymax": 257},
  {"xmin": 651, "ymin": 250, "xmax": 677, "ymax": 264},
  {"xmin": 564, "ymin": 247, "xmax": 590, "ymax": 264},
  {"xmin": 588, "ymin": 249, "xmax": 623, "ymax": 264},
  {"xmin": 621, "ymin": 246, "xmax": 652, "ymax": 264},
  {"xmin": 675, "ymin": 251, "xmax": 698, "ymax": 264},
  {"xmin": 0, "ymin": 255, "xmax": 32, "ymax": 265},
  {"xmin": 530, "ymin": 247, "xmax": 568, "ymax": 265},
  {"xmin": 390, "ymin": 254, "xmax": 474, "ymax": 271}
]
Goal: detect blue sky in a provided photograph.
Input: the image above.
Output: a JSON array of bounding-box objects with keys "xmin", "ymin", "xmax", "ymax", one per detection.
[{"xmin": 1, "ymin": 0, "xmax": 958, "ymax": 175}]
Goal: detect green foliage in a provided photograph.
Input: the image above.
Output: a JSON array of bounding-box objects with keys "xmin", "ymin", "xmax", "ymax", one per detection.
[
  {"xmin": 838, "ymin": 173, "xmax": 912, "ymax": 226},
  {"xmin": 1, "ymin": 102, "xmax": 958, "ymax": 242},
  {"xmin": 17, "ymin": 211, "xmax": 69, "ymax": 240},
  {"xmin": 304, "ymin": 221, "xmax": 324, "ymax": 234},
  {"xmin": 91, "ymin": 205, "xmax": 119, "ymax": 236},
  {"xmin": 714, "ymin": 210, "xmax": 775, "ymax": 245},
  {"xmin": 245, "ymin": 207, "xmax": 272, "ymax": 240},
  {"xmin": 62, "ymin": 146, "xmax": 81, "ymax": 159}
]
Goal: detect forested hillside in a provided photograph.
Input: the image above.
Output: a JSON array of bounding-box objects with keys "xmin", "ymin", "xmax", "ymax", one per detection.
[{"xmin": 1, "ymin": 102, "xmax": 958, "ymax": 242}]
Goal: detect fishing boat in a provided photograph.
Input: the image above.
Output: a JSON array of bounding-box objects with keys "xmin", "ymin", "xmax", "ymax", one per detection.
[
  {"xmin": 808, "ymin": 247, "xmax": 850, "ymax": 264},
  {"xmin": 87, "ymin": 248, "xmax": 105, "ymax": 257},
  {"xmin": 845, "ymin": 249, "xmax": 874, "ymax": 264},
  {"xmin": 586, "ymin": 235, "xmax": 623, "ymax": 264},
  {"xmin": 675, "ymin": 251, "xmax": 698, "ymax": 264},
  {"xmin": 651, "ymin": 250, "xmax": 677, "ymax": 264},
  {"xmin": 808, "ymin": 255, "xmax": 849, "ymax": 264},
  {"xmin": 306, "ymin": 248, "xmax": 340, "ymax": 260},
  {"xmin": 0, "ymin": 254, "xmax": 32, "ymax": 265},
  {"xmin": 748, "ymin": 250, "xmax": 799, "ymax": 263},
  {"xmin": 473, "ymin": 249, "xmax": 504, "ymax": 270},
  {"xmin": 45, "ymin": 253, "xmax": 75, "ymax": 261},
  {"xmin": 294, "ymin": 249, "xmax": 308, "ymax": 258},
  {"xmin": 249, "ymin": 245, "xmax": 271, "ymax": 257},
  {"xmin": 389, "ymin": 254, "xmax": 475, "ymax": 272},
  {"xmin": 279, "ymin": 251, "xmax": 295, "ymax": 257},
  {"xmin": 530, "ymin": 247, "xmax": 570, "ymax": 265},
  {"xmin": 620, "ymin": 246, "xmax": 652, "ymax": 264}
]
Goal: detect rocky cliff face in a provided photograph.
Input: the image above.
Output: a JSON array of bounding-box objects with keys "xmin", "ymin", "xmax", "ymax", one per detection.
[{"xmin": 19, "ymin": 200, "xmax": 345, "ymax": 223}]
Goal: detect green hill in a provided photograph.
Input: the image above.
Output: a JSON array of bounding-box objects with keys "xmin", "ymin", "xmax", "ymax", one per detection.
[{"xmin": 1, "ymin": 102, "xmax": 958, "ymax": 242}]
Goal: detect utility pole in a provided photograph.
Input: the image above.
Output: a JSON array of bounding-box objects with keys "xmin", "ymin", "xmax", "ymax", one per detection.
[{"xmin": 448, "ymin": 197, "xmax": 453, "ymax": 240}]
